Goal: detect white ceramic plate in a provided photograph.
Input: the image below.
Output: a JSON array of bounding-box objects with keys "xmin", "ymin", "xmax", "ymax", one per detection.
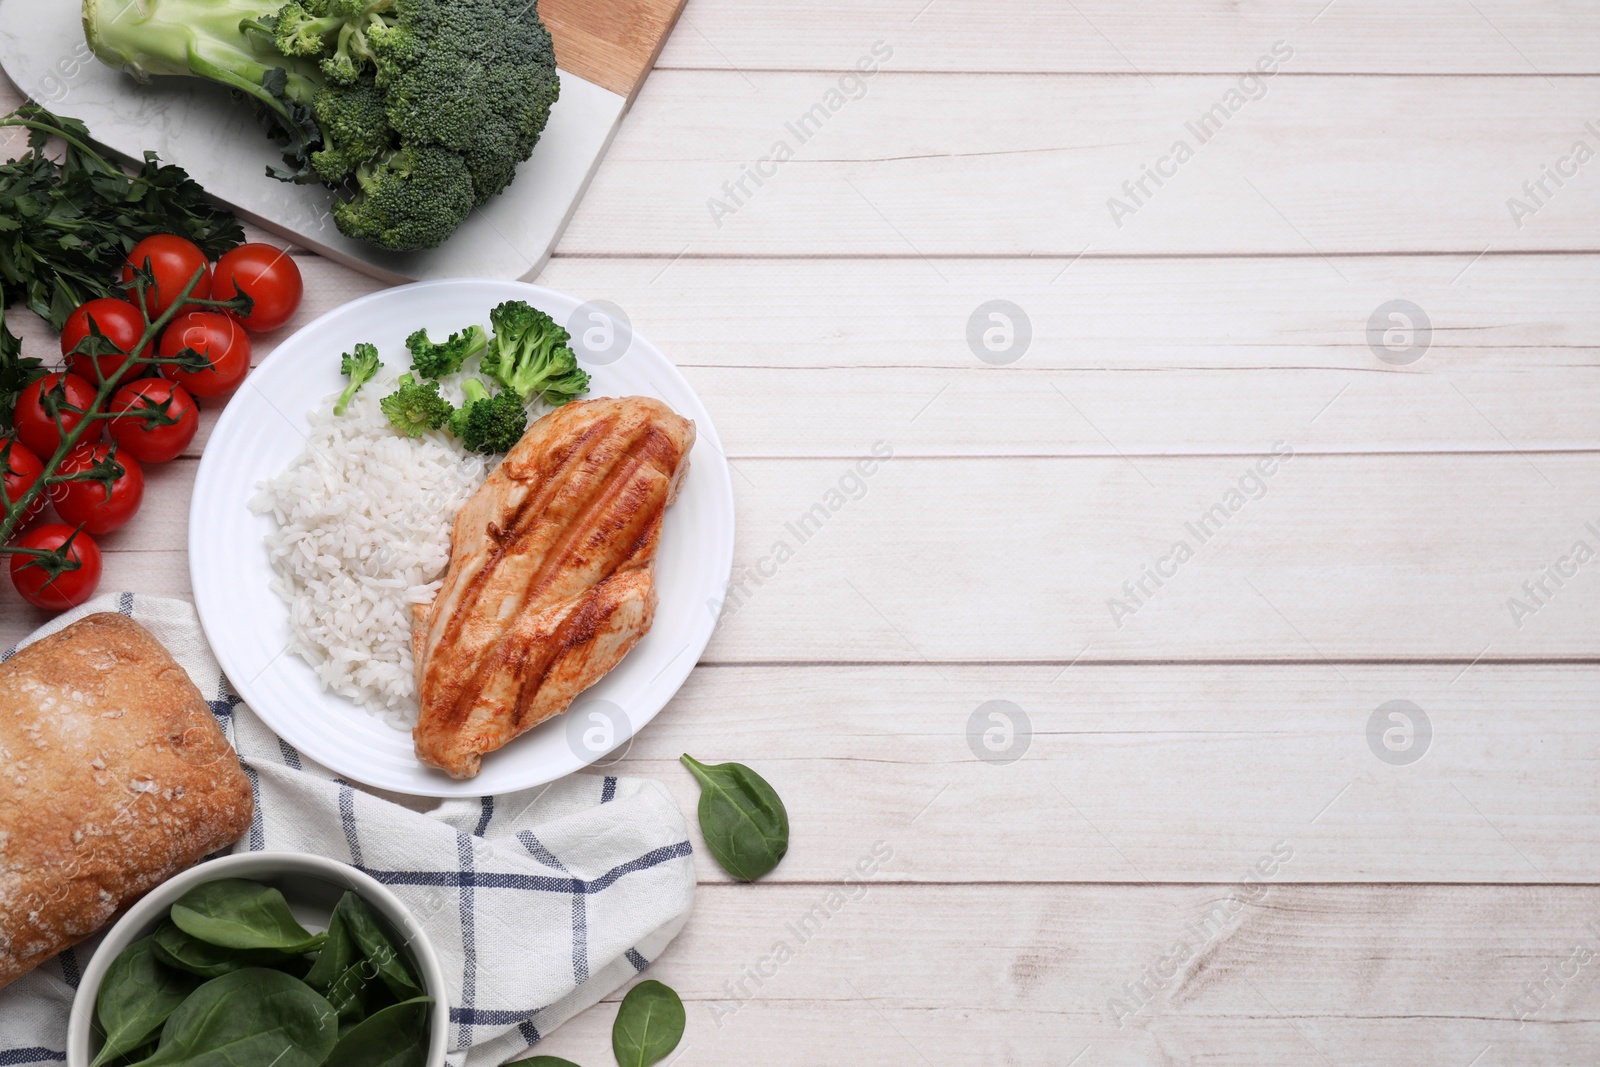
[{"xmin": 191, "ymin": 279, "xmax": 733, "ymax": 797}]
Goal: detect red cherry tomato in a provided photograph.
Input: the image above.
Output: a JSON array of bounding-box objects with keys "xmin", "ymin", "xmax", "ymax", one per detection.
[
  {"xmin": 121, "ymin": 234, "xmax": 211, "ymax": 320},
  {"xmin": 0, "ymin": 439, "xmax": 45, "ymax": 526},
  {"xmin": 48, "ymin": 443, "xmax": 143, "ymax": 536},
  {"xmin": 107, "ymin": 379, "xmax": 199, "ymax": 464},
  {"xmin": 61, "ymin": 298, "xmax": 149, "ymax": 385},
  {"xmin": 14, "ymin": 372, "xmax": 97, "ymax": 459},
  {"xmin": 211, "ymin": 244, "xmax": 303, "ymax": 333},
  {"xmin": 158, "ymin": 312, "xmax": 251, "ymax": 397},
  {"xmin": 10, "ymin": 523, "xmax": 101, "ymax": 610}
]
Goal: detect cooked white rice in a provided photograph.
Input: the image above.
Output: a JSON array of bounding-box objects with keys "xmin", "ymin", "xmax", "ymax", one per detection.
[{"xmin": 250, "ymin": 371, "xmax": 488, "ymax": 728}]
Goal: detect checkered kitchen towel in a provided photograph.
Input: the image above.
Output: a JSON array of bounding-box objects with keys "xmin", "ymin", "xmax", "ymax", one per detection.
[{"xmin": 0, "ymin": 593, "xmax": 696, "ymax": 1065}]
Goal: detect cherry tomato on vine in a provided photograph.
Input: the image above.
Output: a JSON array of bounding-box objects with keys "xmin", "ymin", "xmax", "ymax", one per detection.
[
  {"xmin": 60, "ymin": 298, "xmax": 148, "ymax": 384},
  {"xmin": 14, "ymin": 372, "xmax": 97, "ymax": 460},
  {"xmin": 107, "ymin": 379, "xmax": 199, "ymax": 464},
  {"xmin": 121, "ymin": 234, "xmax": 211, "ymax": 320},
  {"xmin": 0, "ymin": 439, "xmax": 45, "ymax": 526},
  {"xmin": 211, "ymin": 244, "xmax": 303, "ymax": 333},
  {"xmin": 48, "ymin": 443, "xmax": 144, "ymax": 536},
  {"xmin": 158, "ymin": 312, "xmax": 251, "ymax": 397},
  {"xmin": 10, "ymin": 523, "xmax": 101, "ymax": 610}
]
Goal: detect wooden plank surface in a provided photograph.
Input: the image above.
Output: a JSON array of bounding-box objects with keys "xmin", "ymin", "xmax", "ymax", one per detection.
[
  {"xmin": 12, "ymin": 252, "xmax": 1600, "ymax": 464},
  {"xmin": 657, "ymin": 0, "xmax": 1600, "ymax": 74},
  {"xmin": 22, "ymin": 450, "xmax": 1600, "ymax": 661},
  {"xmin": 569, "ymin": 72, "xmax": 1600, "ymax": 255},
  {"xmin": 625, "ymin": 663, "xmax": 1600, "ymax": 884},
  {"xmin": 542, "ymin": 0, "xmax": 688, "ymax": 99},
  {"xmin": 527, "ymin": 883, "xmax": 1600, "ymax": 1066}
]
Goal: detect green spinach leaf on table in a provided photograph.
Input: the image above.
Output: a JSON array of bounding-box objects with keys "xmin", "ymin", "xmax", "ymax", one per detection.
[
  {"xmin": 680, "ymin": 754, "xmax": 790, "ymax": 881},
  {"xmin": 611, "ymin": 980, "xmax": 686, "ymax": 1067}
]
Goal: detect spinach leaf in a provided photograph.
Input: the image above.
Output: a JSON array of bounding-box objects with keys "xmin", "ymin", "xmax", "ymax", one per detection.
[
  {"xmin": 322, "ymin": 956, "xmax": 378, "ymax": 1028},
  {"xmin": 680, "ymin": 755, "xmax": 790, "ymax": 881},
  {"xmin": 334, "ymin": 892, "xmax": 422, "ymax": 1001},
  {"xmin": 302, "ymin": 905, "xmax": 357, "ymax": 996},
  {"xmin": 322, "ymin": 996, "xmax": 431, "ymax": 1067},
  {"xmin": 100, "ymin": 1039, "xmax": 157, "ymax": 1067},
  {"xmin": 130, "ymin": 967, "xmax": 338, "ymax": 1067},
  {"xmin": 505, "ymin": 1058, "xmax": 584, "ymax": 1067},
  {"xmin": 91, "ymin": 937, "xmax": 197, "ymax": 1067},
  {"xmin": 151, "ymin": 921, "xmax": 308, "ymax": 979},
  {"xmin": 611, "ymin": 980, "xmax": 685, "ymax": 1067},
  {"xmin": 170, "ymin": 879, "xmax": 326, "ymax": 953}
]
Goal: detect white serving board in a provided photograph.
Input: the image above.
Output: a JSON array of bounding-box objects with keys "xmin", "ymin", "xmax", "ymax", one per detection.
[{"xmin": 0, "ymin": 0, "xmax": 626, "ymax": 282}]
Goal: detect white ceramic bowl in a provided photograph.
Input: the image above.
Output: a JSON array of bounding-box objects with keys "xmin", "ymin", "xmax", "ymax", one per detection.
[{"xmin": 67, "ymin": 852, "xmax": 448, "ymax": 1067}]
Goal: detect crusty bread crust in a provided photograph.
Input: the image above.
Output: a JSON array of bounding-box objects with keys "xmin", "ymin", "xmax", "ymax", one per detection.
[{"xmin": 0, "ymin": 613, "xmax": 252, "ymax": 988}]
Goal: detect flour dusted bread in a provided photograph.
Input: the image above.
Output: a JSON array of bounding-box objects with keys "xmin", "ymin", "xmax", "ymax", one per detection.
[{"xmin": 0, "ymin": 613, "xmax": 251, "ymax": 988}]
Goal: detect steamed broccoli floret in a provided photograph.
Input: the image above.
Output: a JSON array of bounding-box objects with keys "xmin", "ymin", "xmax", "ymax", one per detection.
[
  {"xmin": 379, "ymin": 372, "xmax": 452, "ymax": 437},
  {"xmin": 333, "ymin": 145, "xmax": 474, "ymax": 251},
  {"xmin": 334, "ymin": 341, "xmax": 381, "ymax": 414},
  {"xmin": 407, "ymin": 323, "xmax": 487, "ymax": 380},
  {"xmin": 447, "ymin": 378, "xmax": 526, "ymax": 453},
  {"xmin": 480, "ymin": 300, "xmax": 590, "ymax": 407},
  {"xmin": 83, "ymin": 0, "xmax": 561, "ymax": 250}
]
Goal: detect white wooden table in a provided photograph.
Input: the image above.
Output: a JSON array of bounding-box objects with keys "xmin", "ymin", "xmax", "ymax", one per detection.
[{"xmin": 6, "ymin": 1, "xmax": 1600, "ymax": 1061}]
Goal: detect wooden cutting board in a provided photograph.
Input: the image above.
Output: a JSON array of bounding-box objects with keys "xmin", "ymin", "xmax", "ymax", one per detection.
[
  {"xmin": 0, "ymin": 0, "xmax": 686, "ymax": 283},
  {"xmin": 543, "ymin": 0, "xmax": 686, "ymax": 102}
]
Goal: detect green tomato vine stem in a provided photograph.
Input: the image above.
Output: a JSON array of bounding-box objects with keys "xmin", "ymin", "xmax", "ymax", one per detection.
[{"xmin": 0, "ymin": 264, "xmax": 249, "ymax": 565}]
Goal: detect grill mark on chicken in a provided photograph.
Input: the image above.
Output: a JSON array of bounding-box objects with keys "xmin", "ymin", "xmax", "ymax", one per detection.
[
  {"xmin": 413, "ymin": 397, "xmax": 694, "ymax": 778},
  {"xmin": 416, "ymin": 420, "xmax": 620, "ymax": 714},
  {"xmin": 427, "ymin": 418, "xmax": 615, "ymax": 666},
  {"xmin": 503, "ymin": 466, "xmax": 657, "ymax": 730},
  {"xmin": 434, "ymin": 434, "xmax": 648, "ymax": 733}
]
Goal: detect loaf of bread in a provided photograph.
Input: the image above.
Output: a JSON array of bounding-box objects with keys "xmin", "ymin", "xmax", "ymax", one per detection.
[{"xmin": 0, "ymin": 613, "xmax": 252, "ymax": 987}]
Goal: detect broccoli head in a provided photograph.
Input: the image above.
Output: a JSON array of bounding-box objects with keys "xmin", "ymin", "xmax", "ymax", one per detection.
[
  {"xmin": 379, "ymin": 371, "xmax": 452, "ymax": 436},
  {"xmin": 83, "ymin": 0, "xmax": 561, "ymax": 250},
  {"xmin": 480, "ymin": 300, "xmax": 590, "ymax": 407},
  {"xmin": 367, "ymin": 0, "xmax": 558, "ymax": 203},
  {"xmin": 448, "ymin": 378, "xmax": 526, "ymax": 453},
  {"xmin": 333, "ymin": 144, "xmax": 474, "ymax": 251},
  {"xmin": 407, "ymin": 323, "xmax": 487, "ymax": 380},
  {"xmin": 335, "ymin": 341, "xmax": 381, "ymax": 414}
]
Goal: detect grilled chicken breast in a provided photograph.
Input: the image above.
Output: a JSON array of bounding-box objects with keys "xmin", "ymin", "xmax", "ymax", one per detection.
[{"xmin": 413, "ymin": 396, "xmax": 694, "ymax": 778}]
